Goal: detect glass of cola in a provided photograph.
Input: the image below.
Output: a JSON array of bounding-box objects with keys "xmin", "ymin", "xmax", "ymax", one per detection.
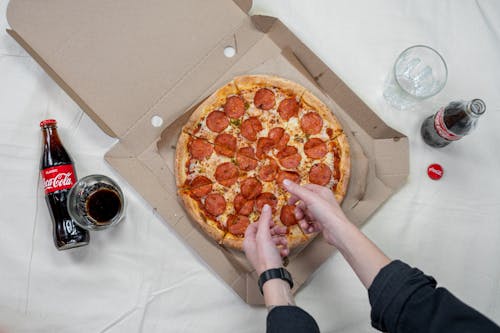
[{"xmin": 67, "ymin": 174, "xmax": 125, "ymax": 230}]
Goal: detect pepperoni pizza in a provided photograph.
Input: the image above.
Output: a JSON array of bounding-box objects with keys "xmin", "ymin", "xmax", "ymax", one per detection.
[{"xmin": 176, "ymin": 75, "xmax": 350, "ymax": 250}]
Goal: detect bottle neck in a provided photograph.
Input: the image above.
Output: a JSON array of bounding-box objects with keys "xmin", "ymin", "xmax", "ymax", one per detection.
[
  {"xmin": 42, "ymin": 126, "xmax": 60, "ymax": 145},
  {"xmin": 465, "ymin": 99, "xmax": 486, "ymax": 118}
]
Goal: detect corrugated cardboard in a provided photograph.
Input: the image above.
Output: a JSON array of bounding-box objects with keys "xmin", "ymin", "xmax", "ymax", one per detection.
[{"xmin": 7, "ymin": 0, "xmax": 408, "ymax": 304}]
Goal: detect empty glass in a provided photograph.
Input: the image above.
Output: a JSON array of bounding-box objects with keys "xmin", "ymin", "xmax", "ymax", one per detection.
[{"xmin": 383, "ymin": 45, "xmax": 448, "ymax": 110}]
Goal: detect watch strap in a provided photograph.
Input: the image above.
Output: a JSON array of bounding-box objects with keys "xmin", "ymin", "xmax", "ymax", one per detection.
[{"xmin": 258, "ymin": 268, "xmax": 294, "ymax": 295}]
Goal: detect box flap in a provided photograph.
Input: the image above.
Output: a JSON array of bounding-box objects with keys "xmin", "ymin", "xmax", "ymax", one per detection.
[{"xmin": 7, "ymin": 0, "xmax": 248, "ymax": 138}]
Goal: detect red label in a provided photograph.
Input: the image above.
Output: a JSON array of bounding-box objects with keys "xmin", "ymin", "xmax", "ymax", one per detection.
[
  {"xmin": 434, "ymin": 108, "xmax": 462, "ymax": 141},
  {"xmin": 41, "ymin": 165, "xmax": 76, "ymax": 194}
]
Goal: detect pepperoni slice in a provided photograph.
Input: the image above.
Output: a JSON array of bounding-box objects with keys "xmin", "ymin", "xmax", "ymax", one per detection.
[
  {"xmin": 240, "ymin": 117, "xmax": 263, "ymax": 141},
  {"xmin": 280, "ymin": 205, "xmax": 298, "ymax": 226},
  {"xmin": 214, "ymin": 162, "xmax": 238, "ymax": 187},
  {"xmin": 204, "ymin": 193, "xmax": 226, "ymax": 216},
  {"xmin": 277, "ymin": 98, "xmax": 299, "ymax": 121},
  {"xmin": 234, "ymin": 194, "xmax": 254, "ymax": 216},
  {"xmin": 277, "ymin": 170, "xmax": 300, "ymax": 188},
  {"xmin": 189, "ymin": 176, "xmax": 212, "ymax": 198},
  {"xmin": 309, "ymin": 163, "xmax": 332, "ymax": 186},
  {"xmin": 256, "ymin": 137, "xmax": 275, "ymax": 159},
  {"xmin": 277, "ymin": 146, "xmax": 301, "ymax": 169},
  {"xmin": 254, "ymin": 88, "xmax": 275, "ymax": 110},
  {"xmin": 206, "ymin": 111, "xmax": 229, "ymax": 133},
  {"xmin": 227, "ymin": 215, "xmax": 250, "ymax": 236},
  {"xmin": 300, "ymin": 112, "xmax": 323, "ymax": 135},
  {"xmin": 268, "ymin": 127, "xmax": 290, "ymax": 151},
  {"xmin": 304, "ymin": 138, "xmax": 327, "ymax": 159},
  {"xmin": 258, "ymin": 159, "xmax": 279, "ymax": 182},
  {"xmin": 240, "ymin": 177, "xmax": 263, "ymax": 199},
  {"xmin": 214, "ymin": 133, "xmax": 237, "ymax": 157},
  {"xmin": 255, "ymin": 192, "xmax": 278, "ymax": 212},
  {"xmin": 189, "ymin": 138, "xmax": 213, "ymax": 160},
  {"xmin": 236, "ymin": 147, "xmax": 258, "ymax": 171},
  {"xmin": 224, "ymin": 95, "xmax": 245, "ymax": 119}
]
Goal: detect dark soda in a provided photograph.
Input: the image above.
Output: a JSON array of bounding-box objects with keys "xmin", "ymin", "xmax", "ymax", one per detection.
[
  {"xmin": 40, "ymin": 119, "xmax": 90, "ymax": 250},
  {"xmin": 85, "ymin": 187, "xmax": 122, "ymax": 224},
  {"xmin": 421, "ymin": 99, "xmax": 486, "ymax": 148}
]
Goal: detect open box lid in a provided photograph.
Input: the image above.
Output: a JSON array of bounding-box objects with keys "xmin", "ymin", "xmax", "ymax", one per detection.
[
  {"xmin": 6, "ymin": 0, "xmax": 402, "ymax": 143},
  {"xmin": 7, "ymin": 0, "xmax": 251, "ymax": 138}
]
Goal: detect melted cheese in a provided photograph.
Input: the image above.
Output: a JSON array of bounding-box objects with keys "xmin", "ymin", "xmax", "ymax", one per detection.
[{"xmin": 184, "ymin": 86, "xmax": 341, "ymax": 232}]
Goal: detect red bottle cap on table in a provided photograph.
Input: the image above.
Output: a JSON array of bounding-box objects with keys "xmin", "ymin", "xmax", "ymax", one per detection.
[
  {"xmin": 427, "ymin": 164, "xmax": 443, "ymax": 180},
  {"xmin": 40, "ymin": 119, "xmax": 57, "ymax": 127}
]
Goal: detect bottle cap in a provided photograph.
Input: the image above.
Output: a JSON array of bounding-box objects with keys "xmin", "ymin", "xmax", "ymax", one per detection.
[
  {"xmin": 40, "ymin": 119, "xmax": 57, "ymax": 127},
  {"xmin": 427, "ymin": 164, "xmax": 443, "ymax": 180}
]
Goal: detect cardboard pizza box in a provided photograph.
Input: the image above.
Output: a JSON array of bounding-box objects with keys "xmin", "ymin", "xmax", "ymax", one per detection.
[{"xmin": 6, "ymin": 0, "xmax": 409, "ymax": 304}]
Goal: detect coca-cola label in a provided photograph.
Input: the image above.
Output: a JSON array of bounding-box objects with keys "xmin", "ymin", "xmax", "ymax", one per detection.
[
  {"xmin": 434, "ymin": 108, "xmax": 463, "ymax": 141},
  {"xmin": 41, "ymin": 165, "xmax": 76, "ymax": 194}
]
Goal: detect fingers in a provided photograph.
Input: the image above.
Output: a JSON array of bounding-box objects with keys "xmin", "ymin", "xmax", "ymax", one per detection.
[
  {"xmin": 283, "ymin": 180, "xmax": 316, "ymax": 205},
  {"xmin": 270, "ymin": 225, "xmax": 287, "ymax": 236},
  {"xmin": 243, "ymin": 221, "xmax": 258, "ymax": 253},
  {"xmin": 295, "ymin": 206, "xmax": 304, "ymax": 220},
  {"xmin": 299, "ymin": 220, "xmax": 319, "ymax": 234},
  {"xmin": 272, "ymin": 235, "xmax": 287, "ymax": 247},
  {"xmin": 294, "ymin": 202, "xmax": 306, "ymax": 218},
  {"xmin": 303, "ymin": 183, "xmax": 336, "ymax": 201},
  {"xmin": 272, "ymin": 236, "xmax": 289, "ymax": 258},
  {"xmin": 244, "ymin": 219, "xmax": 258, "ymax": 240},
  {"xmin": 288, "ymin": 194, "xmax": 300, "ymax": 205}
]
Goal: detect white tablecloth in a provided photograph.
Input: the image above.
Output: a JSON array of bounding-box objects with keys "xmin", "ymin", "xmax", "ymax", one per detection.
[{"xmin": 1, "ymin": 1, "xmax": 499, "ymax": 332}]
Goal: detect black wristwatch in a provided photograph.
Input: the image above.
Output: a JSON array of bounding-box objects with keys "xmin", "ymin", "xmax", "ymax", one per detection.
[{"xmin": 258, "ymin": 267, "xmax": 294, "ymax": 295}]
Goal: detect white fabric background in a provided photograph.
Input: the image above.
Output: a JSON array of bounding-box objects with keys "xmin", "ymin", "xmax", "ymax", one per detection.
[{"xmin": 1, "ymin": 0, "xmax": 499, "ymax": 332}]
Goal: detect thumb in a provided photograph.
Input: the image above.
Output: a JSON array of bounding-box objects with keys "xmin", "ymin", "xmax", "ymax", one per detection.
[
  {"xmin": 256, "ymin": 205, "xmax": 273, "ymax": 241},
  {"xmin": 283, "ymin": 180, "xmax": 315, "ymax": 205}
]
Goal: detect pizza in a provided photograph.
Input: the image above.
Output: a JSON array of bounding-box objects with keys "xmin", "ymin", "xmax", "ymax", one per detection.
[{"xmin": 175, "ymin": 75, "xmax": 350, "ymax": 250}]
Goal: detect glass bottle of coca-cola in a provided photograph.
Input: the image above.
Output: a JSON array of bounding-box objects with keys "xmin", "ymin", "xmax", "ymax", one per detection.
[
  {"xmin": 40, "ymin": 119, "xmax": 89, "ymax": 250},
  {"xmin": 421, "ymin": 99, "xmax": 486, "ymax": 148}
]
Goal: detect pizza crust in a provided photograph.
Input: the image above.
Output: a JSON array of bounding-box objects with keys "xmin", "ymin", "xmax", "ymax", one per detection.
[
  {"xmin": 222, "ymin": 233, "xmax": 245, "ymax": 250},
  {"xmin": 175, "ymin": 132, "xmax": 191, "ymax": 188},
  {"xmin": 175, "ymin": 133, "xmax": 225, "ymax": 242},
  {"xmin": 334, "ymin": 134, "xmax": 351, "ymax": 203},
  {"xmin": 286, "ymin": 225, "xmax": 309, "ymax": 248},
  {"xmin": 234, "ymin": 75, "xmax": 306, "ymax": 98},
  {"xmin": 179, "ymin": 189, "xmax": 225, "ymax": 242},
  {"xmin": 182, "ymin": 81, "xmax": 239, "ymax": 136}
]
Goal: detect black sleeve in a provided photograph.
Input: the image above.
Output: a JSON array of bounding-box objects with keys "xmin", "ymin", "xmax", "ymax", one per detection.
[
  {"xmin": 266, "ymin": 305, "xmax": 320, "ymax": 333},
  {"xmin": 369, "ymin": 260, "xmax": 500, "ymax": 333}
]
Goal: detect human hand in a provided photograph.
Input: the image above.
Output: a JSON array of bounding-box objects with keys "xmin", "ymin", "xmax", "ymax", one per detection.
[
  {"xmin": 283, "ymin": 180, "xmax": 349, "ymax": 247},
  {"xmin": 243, "ymin": 205, "xmax": 289, "ymax": 275}
]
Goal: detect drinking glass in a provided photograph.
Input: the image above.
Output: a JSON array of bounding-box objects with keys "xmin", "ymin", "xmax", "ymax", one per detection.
[
  {"xmin": 67, "ymin": 174, "xmax": 125, "ymax": 230},
  {"xmin": 383, "ymin": 45, "xmax": 447, "ymax": 110}
]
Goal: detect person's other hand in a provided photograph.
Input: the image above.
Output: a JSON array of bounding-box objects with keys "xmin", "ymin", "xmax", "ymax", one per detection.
[
  {"xmin": 243, "ymin": 205, "xmax": 289, "ymax": 275},
  {"xmin": 284, "ymin": 180, "xmax": 349, "ymax": 246}
]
